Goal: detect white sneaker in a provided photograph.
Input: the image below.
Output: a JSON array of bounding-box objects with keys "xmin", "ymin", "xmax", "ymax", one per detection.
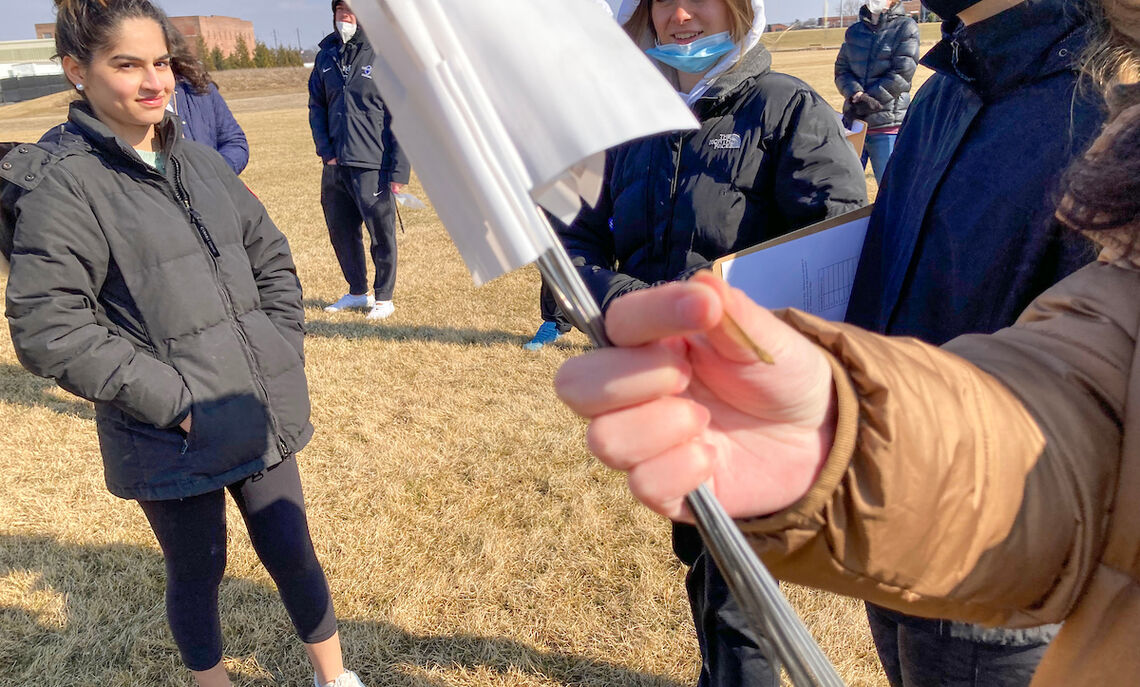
[
  {"xmin": 324, "ymin": 293, "xmax": 374, "ymax": 312},
  {"xmin": 314, "ymin": 671, "xmax": 366, "ymax": 687},
  {"xmin": 366, "ymin": 300, "xmax": 395, "ymax": 320}
]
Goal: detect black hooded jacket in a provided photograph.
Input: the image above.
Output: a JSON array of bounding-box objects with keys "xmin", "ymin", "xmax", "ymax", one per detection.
[
  {"xmin": 834, "ymin": 3, "xmax": 921, "ymax": 130},
  {"xmin": 1, "ymin": 103, "xmax": 312, "ymax": 500},
  {"xmin": 559, "ymin": 45, "xmax": 868, "ymax": 311}
]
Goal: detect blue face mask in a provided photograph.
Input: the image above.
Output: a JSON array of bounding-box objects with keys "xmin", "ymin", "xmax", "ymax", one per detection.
[{"xmin": 645, "ymin": 31, "xmax": 735, "ymax": 74}]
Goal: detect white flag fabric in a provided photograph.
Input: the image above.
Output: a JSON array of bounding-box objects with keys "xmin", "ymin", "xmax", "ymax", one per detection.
[{"xmin": 349, "ymin": 0, "xmax": 698, "ymax": 285}]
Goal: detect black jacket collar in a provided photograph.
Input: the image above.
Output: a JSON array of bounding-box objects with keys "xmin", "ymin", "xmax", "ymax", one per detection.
[
  {"xmin": 319, "ymin": 28, "xmax": 370, "ymax": 52},
  {"xmin": 44, "ymin": 100, "xmax": 183, "ymax": 170},
  {"xmin": 921, "ymin": 0, "xmax": 1090, "ymax": 99}
]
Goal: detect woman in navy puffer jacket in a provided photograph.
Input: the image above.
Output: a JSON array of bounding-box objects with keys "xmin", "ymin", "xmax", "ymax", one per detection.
[{"xmin": 168, "ymin": 30, "xmax": 249, "ymax": 175}]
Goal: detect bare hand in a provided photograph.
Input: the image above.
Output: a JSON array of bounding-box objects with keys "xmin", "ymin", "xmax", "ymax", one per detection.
[
  {"xmin": 326, "ymin": 157, "xmax": 338, "ymax": 165},
  {"xmin": 555, "ymin": 271, "xmax": 837, "ymax": 522},
  {"xmin": 179, "ymin": 413, "xmax": 192, "ymax": 434},
  {"xmin": 390, "ymin": 182, "xmax": 405, "ymax": 194}
]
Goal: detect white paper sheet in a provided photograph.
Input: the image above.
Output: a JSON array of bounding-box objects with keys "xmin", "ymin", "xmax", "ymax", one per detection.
[
  {"xmin": 350, "ymin": 0, "xmax": 699, "ymax": 285},
  {"xmin": 717, "ymin": 208, "xmax": 872, "ymax": 322}
]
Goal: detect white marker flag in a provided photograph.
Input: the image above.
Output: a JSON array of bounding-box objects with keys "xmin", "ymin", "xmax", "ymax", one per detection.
[{"xmin": 348, "ymin": 0, "xmax": 698, "ymax": 284}]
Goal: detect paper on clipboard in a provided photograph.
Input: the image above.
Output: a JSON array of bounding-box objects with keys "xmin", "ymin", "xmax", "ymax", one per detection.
[
  {"xmin": 713, "ymin": 205, "xmax": 872, "ymax": 322},
  {"xmin": 840, "ymin": 115, "xmax": 867, "ymax": 158}
]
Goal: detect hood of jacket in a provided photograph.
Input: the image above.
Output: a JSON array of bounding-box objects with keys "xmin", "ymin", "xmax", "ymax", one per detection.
[
  {"xmin": 922, "ymin": 0, "xmax": 1092, "ymax": 99},
  {"xmin": 617, "ymin": 0, "xmax": 767, "ymax": 104}
]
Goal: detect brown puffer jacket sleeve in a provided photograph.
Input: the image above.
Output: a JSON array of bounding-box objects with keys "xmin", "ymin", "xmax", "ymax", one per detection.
[{"xmin": 740, "ymin": 260, "xmax": 1134, "ymax": 628}]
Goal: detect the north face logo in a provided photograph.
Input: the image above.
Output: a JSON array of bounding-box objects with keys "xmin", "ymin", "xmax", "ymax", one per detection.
[{"xmin": 709, "ymin": 133, "xmax": 742, "ymax": 150}]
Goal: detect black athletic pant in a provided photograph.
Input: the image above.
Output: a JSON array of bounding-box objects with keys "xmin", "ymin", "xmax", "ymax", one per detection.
[
  {"xmin": 538, "ymin": 274, "xmax": 572, "ymax": 334},
  {"xmin": 674, "ymin": 523, "xmax": 780, "ymax": 687},
  {"xmin": 138, "ymin": 458, "xmax": 337, "ymax": 671},
  {"xmin": 321, "ymin": 163, "xmax": 398, "ymax": 301}
]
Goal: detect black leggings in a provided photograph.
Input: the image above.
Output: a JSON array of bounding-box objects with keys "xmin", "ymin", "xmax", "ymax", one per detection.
[{"xmin": 138, "ymin": 458, "xmax": 337, "ymax": 671}]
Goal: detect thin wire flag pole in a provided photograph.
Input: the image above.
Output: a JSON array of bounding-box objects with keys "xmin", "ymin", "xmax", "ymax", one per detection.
[{"xmin": 535, "ymin": 218, "xmax": 845, "ymax": 687}]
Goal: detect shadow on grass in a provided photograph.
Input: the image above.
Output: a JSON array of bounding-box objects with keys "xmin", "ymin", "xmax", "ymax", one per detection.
[
  {"xmin": 302, "ymin": 300, "xmax": 591, "ymax": 352},
  {"xmin": 0, "ymin": 533, "xmax": 683, "ymax": 686},
  {"xmin": 303, "ymin": 317, "xmax": 530, "ymax": 348},
  {"xmin": 0, "ymin": 363, "xmax": 95, "ymax": 420}
]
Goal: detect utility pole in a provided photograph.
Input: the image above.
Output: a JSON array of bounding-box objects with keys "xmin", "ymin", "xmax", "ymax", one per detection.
[
  {"xmin": 296, "ymin": 28, "xmax": 303, "ymax": 51},
  {"xmin": 273, "ymin": 29, "xmax": 279, "ymax": 49}
]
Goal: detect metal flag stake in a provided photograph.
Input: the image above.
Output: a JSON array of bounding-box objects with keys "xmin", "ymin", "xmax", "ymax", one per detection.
[{"xmin": 349, "ymin": 1, "xmax": 846, "ymax": 683}]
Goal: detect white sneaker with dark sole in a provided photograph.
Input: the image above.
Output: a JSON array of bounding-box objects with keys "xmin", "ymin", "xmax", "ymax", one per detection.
[
  {"xmin": 366, "ymin": 300, "xmax": 395, "ymax": 320},
  {"xmin": 324, "ymin": 293, "xmax": 374, "ymax": 312}
]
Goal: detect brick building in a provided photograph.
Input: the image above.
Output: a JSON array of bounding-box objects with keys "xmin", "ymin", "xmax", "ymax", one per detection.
[
  {"xmin": 36, "ymin": 15, "xmax": 256, "ymax": 59},
  {"xmin": 170, "ymin": 16, "xmax": 256, "ymax": 58},
  {"xmin": 33, "ymin": 24, "xmax": 57, "ymax": 41}
]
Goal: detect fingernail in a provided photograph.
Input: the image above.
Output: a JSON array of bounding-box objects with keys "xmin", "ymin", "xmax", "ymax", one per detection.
[{"xmin": 676, "ymin": 292, "xmax": 705, "ymax": 325}]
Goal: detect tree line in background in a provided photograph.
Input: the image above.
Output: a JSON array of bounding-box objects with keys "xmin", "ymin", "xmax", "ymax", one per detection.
[{"xmin": 194, "ymin": 36, "xmax": 306, "ymax": 71}]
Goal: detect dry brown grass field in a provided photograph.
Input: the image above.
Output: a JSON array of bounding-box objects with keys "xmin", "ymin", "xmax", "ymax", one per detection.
[
  {"xmin": 0, "ymin": 50, "xmax": 933, "ymax": 686},
  {"xmin": 761, "ymin": 23, "xmax": 942, "ymax": 51}
]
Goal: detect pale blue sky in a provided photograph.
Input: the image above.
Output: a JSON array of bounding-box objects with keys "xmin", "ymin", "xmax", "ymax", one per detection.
[{"xmin": 0, "ymin": 0, "xmax": 844, "ymax": 51}]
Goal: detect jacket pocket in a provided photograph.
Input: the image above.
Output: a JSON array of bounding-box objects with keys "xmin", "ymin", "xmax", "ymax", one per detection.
[
  {"xmin": 96, "ymin": 402, "xmax": 186, "ymax": 495},
  {"xmin": 237, "ymin": 310, "xmax": 311, "ymax": 448},
  {"xmin": 182, "ymin": 390, "xmax": 274, "ymax": 477}
]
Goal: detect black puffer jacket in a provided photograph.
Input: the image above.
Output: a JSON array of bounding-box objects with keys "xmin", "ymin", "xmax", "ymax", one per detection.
[
  {"xmin": 835, "ymin": 3, "xmax": 921, "ymax": 130},
  {"xmin": 559, "ymin": 45, "xmax": 868, "ymax": 311},
  {"xmin": 1, "ymin": 102, "xmax": 312, "ymax": 500},
  {"xmin": 308, "ymin": 29, "xmax": 410, "ymax": 182}
]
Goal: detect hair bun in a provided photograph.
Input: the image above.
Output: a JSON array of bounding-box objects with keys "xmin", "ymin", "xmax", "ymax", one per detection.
[{"xmin": 54, "ymin": 0, "xmax": 110, "ymax": 11}]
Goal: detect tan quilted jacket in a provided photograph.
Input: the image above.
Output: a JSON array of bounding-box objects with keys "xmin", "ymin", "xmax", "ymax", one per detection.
[{"xmin": 743, "ymin": 254, "xmax": 1139, "ymax": 686}]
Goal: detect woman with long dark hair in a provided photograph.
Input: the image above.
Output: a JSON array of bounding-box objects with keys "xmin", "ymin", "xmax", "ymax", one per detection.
[{"xmin": 0, "ymin": 1, "xmax": 361, "ymax": 685}]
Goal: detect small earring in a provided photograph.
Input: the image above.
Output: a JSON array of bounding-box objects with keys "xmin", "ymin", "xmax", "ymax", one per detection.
[{"xmin": 75, "ymin": 83, "xmax": 84, "ymax": 91}]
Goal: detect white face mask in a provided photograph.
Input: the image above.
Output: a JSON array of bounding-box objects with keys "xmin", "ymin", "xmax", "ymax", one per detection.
[
  {"xmin": 865, "ymin": 0, "xmax": 891, "ymax": 12},
  {"xmin": 336, "ymin": 20, "xmax": 357, "ymax": 43}
]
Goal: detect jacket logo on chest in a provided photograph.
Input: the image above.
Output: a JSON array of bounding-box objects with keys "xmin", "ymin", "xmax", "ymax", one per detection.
[
  {"xmin": 362, "ymin": 65, "xmax": 374, "ymax": 79},
  {"xmin": 709, "ymin": 133, "xmax": 742, "ymax": 150}
]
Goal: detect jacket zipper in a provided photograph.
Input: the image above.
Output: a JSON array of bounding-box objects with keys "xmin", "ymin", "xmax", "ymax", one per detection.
[
  {"xmin": 863, "ymin": 22, "xmax": 878, "ymax": 101},
  {"xmin": 168, "ymin": 155, "xmax": 292, "ymax": 460},
  {"xmin": 662, "ymin": 131, "xmax": 688, "ymax": 277},
  {"xmin": 168, "ymin": 157, "xmax": 220, "ymax": 258}
]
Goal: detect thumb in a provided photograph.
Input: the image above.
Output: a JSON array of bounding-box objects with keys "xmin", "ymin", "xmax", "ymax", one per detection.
[{"xmin": 687, "ymin": 271, "xmax": 787, "ymax": 365}]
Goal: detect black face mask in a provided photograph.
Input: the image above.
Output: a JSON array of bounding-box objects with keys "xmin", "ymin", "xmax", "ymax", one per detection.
[{"xmin": 921, "ymin": 0, "xmax": 977, "ymax": 18}]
